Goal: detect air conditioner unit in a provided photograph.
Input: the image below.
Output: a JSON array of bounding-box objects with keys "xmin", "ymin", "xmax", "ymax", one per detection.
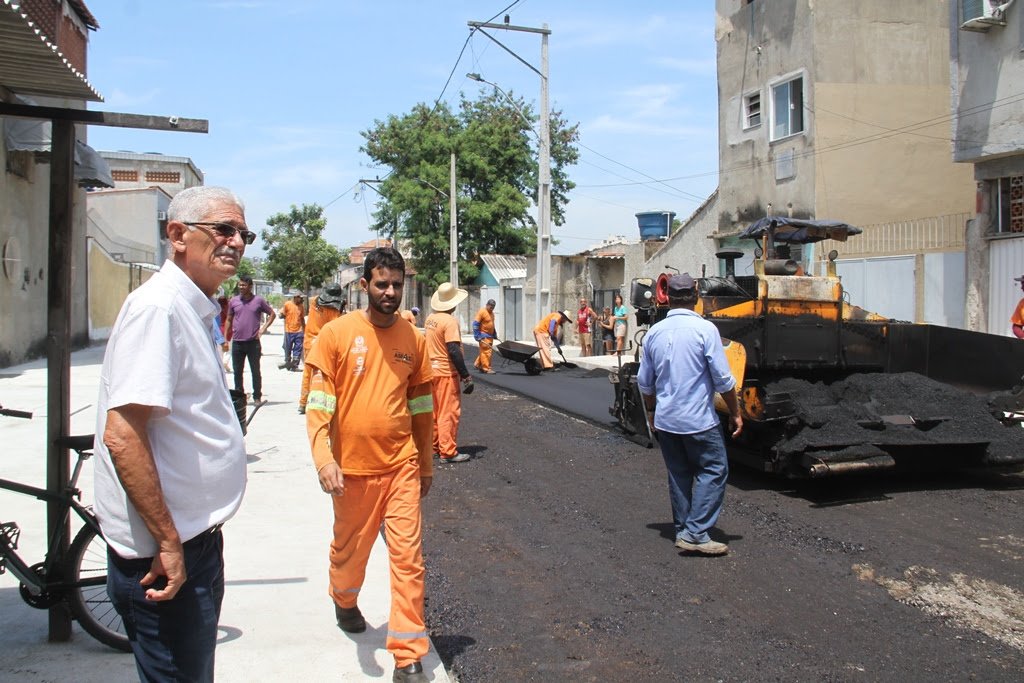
[
  {"xmin": 156, "ymin": 211, "xmax": 168, "ymax": 221},
  {"xmin": 961, "ymin": 0, "xmax": 1011, "ymax": 31}
]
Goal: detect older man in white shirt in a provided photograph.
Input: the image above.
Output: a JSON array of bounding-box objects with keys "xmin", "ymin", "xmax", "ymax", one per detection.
[{"xmin": 95, "ymin": 186, "xmax": 252, "ymax": 682}]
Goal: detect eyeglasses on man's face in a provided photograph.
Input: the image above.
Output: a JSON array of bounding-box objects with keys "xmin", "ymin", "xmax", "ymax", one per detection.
[{"xmin": 183, "ymin": 222, "xmax": 257, "ymax": 245}]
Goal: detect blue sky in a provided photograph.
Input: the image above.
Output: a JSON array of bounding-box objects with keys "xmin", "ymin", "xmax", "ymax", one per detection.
[{"xmin": 85, "ymin": 1, "xmax": 719, "ymax": 256}]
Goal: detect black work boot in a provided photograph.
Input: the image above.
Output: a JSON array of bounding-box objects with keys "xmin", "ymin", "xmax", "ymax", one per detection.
[
  {"xmin": 393, "ymin": 661, "xmax": 428, "ymax": 683},
  {"xmin": 334, "ymin": 603, "xmax": 366, "ymax": 633}
]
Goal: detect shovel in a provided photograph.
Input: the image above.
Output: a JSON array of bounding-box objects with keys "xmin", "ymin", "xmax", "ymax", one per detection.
[{"xmin": 556, "ymin": 346, "xmax": 578, "ymax": 369}]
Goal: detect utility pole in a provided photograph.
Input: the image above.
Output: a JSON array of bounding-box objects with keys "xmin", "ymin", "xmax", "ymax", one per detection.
[
  {"xmin": 467, "ymin": 19, "xmax": 552, "ymax": 330},
  {"xmin": 450, "ymin": 152, "xmax": 458, "ymax": 286}
]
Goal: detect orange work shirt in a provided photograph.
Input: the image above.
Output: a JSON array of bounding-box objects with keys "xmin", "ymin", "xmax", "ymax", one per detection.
[
  {"xmin": 424, "ymin": 312, "xmax": 461, "ymax": 377},
  {"xmin": 1012, "ymin": 299, "xmax": 1024, "ymax": 327},
  {"xmin": 281, "ymin": 300, "xmax": 304, "ymax": 333},
  {"xmin": 474, "ymin": 307, "xmax": 496, "ymax": 336},
  {"xmin": 533, "ymin": 311, "xmax": 564, "ymax": 336},
  {"xmin": 303, "ymin": 298, "xmax": 343, "ymax": 352},
  {"xmin": 400, "ymin": 310, "xmax": 417, "ymax": 325},
  {"xmin": 305, "ymin": 312, "xmax": 432, "ymax": 476}
]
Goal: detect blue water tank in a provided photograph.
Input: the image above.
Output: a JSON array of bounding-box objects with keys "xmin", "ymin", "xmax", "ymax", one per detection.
[{"xmin": 635, "ymin": 211, "xmax": 675, "ymax": 240}]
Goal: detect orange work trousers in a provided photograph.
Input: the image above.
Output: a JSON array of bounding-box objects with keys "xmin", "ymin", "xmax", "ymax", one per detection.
[
  {"xmin": 329, "ymin": 458, "xmax": 428, "ymax": 667},
  {"xmin": 431, "ymin": 374, "xmax": 462, "ymax": 459},
  {"xmin": 474, "ymin": 338, "xmax": 494, "ymax": 371},
  {"xmin": 533, "ymin": 331, "xmax": 554, "ymax": 369}
]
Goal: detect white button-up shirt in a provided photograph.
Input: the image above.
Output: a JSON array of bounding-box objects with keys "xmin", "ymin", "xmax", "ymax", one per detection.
[{"xmin": 94, "ymin": 260, "xmax": 247, "ymax": 559}]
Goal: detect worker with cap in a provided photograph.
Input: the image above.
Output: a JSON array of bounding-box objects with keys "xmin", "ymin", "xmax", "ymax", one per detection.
[
  {"xmin": 279, "ymin": 293, "xmax": 306, "ymax": 371},
  {"xmin": 298, "ymin": 283, "xmax": 345, "ymax": 414},
  {"xmin": 532, "ymin": 309, "xmax": 573, "ymax": 370},
  {"xmin": 472, "ymin": 299, "xmax": 497, "ymax": 374},
  {"xmin": 637, "ymin": 272, "xmax": 743, "ymax": 556},
  {"xmin": 400, "ymin": 306, "xmax": 421, "ymax": 326},
  {"xmin": 1011, "ymin": 275, "xmax": 1024, "ymax": 339},
  {"xmin": 424, "ymin": 282, "xmax": 474, "ymax": 463}
]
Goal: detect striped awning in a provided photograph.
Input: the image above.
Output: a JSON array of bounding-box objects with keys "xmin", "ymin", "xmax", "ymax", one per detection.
[{"xmin": 0, "ymin": 0, "xmax": 102, "ymax": 101}]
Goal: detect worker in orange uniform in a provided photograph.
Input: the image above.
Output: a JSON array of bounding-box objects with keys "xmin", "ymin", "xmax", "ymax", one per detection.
[
  {"xmin": 278, "ymin": 293, "xmax": 305, "ymax": 371},
  {"xmin": 1012, "ymin": 275, "xmax": 1024, "ymax": 339},
  {"xmin": 533, "ymin": 309, "xmax": 573, "ymax": 370},
  {"xmin": 297, "ymin": 283, "xmax": 345, "ymax": 414},
  {"xmin": 472, "ymin": 298, "xmax": 497, "ymax": 374},
  {"xmin": 425, "ymin": 282, "xmax": 474, "ymax": 463},
  {"xmin": 305, "ymin": 247, "xmax": 434, "ymax": 683},
  {"xmin": 400, "ymin": 306, "xmax": 420, "ymax": 326}
]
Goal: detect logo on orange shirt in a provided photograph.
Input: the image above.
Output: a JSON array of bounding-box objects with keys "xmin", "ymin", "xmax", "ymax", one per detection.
[
  {"xmin": 351, "ymin": 336, "xmax": 368, "ymax": 354},
  {"xmin": 393, "ymin": 351, "xmax": 413, "ymax": 364},
  {"xmin": 353, "ymin": 355, "xmax": 365, "ymax": 376}
]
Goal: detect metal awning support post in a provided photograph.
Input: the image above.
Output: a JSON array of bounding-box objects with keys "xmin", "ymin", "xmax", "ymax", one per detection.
[{"xmin": 45, "ymin": 118, "xmax": 75, "ymax": 642}]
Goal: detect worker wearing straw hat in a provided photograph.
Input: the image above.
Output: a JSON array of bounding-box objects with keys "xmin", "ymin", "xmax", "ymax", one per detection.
[{"xmin": 424, "ymin": 282, "xmax": 474, "ymax": 463}]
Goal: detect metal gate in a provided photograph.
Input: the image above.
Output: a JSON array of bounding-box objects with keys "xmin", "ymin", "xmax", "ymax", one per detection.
[{"xmin": 503, "ymin": 286, "xmax": 523, "ymax": 340}]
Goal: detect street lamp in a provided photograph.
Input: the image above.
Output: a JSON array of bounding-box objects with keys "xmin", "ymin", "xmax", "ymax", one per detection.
[
  {"xmin": 466, "ymin": 73, "xmax": 535, "ymax": 132},
  {"xmin": 466, "ymin": 20, "xmax": 551, "ymax": 329}
]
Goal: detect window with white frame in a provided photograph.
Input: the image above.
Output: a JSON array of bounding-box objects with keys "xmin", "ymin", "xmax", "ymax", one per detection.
[
  {"xmin": 770, "ymin": 76, "xmax": 804, "ymax": 140},
  {"xmin": 744, "ymin": 92, "xmax": 761, "ymax": 129}
]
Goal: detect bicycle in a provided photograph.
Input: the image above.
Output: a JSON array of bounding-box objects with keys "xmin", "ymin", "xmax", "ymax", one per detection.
[{"xmin": 0, "ymin": 404, "xmax": 130, "ymax": 652}]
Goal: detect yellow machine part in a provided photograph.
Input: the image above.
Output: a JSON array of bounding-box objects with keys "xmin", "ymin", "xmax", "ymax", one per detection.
[{"xmin": 713, "ymin": 338, "xmax": 746, "ymax": 416}]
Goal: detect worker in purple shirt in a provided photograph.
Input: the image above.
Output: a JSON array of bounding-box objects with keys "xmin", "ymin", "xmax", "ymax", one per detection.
[{"xmin": 226, "ymin": 276, "xmax": 276, "ymax": 406}]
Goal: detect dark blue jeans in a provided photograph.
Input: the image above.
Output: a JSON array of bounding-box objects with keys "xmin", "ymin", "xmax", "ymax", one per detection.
[
  {"xmin": 231, "ymin": 339, "xmax": 263, "ymax": 400},
  {"xmin": 283, "ymin": 332, "xmax": 304, "ymax": 366},
  {"xmin": 107, "ymin": 529, "xmax": 225, "ymax": 683},
  {"xmin": 656, "ymin": 426, "xmax": 729, "ymax": 544}
]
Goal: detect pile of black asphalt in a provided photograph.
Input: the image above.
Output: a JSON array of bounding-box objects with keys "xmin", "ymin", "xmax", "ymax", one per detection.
[
  {"xmin": 421, "ymin": 355, "xmax": 1024, "ymax": 682},
  {"xmin": 765, "ymin": 373, "xmax": 1024, "ymax": 465}
]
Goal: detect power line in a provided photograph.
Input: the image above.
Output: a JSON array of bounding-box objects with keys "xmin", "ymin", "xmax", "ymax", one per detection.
[{"xmin": 576, "ymin": 90, "xmax": 1024, "ymax": 191}]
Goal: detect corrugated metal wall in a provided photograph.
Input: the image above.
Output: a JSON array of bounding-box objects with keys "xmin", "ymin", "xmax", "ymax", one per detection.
[{"xmin": 988, "ymin": 237, "xmax": 1024, "ymax": 336}]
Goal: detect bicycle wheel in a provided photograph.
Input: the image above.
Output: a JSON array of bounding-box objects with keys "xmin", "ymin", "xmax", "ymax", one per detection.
[{"xmin": 65, "ymin": 522, "xmax": 131, "ymax": 652}]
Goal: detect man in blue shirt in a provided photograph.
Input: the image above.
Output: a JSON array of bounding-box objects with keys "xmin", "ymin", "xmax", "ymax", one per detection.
[{"xmin": 637, "ymin": 273, "xmax": 743, "ymax": 556}]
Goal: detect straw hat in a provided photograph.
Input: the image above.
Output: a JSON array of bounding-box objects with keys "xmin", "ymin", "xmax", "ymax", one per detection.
[{"xmin": 430, "ymin": 282, "xmax": 469, "ymax": 311}]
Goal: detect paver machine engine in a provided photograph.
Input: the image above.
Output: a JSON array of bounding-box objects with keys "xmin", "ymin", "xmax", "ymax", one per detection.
[{"xmin": 611, "ymin": 216, "xmax": 1024, "ymax": 477}]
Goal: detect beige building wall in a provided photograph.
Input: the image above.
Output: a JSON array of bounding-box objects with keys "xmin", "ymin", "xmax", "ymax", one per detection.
[
  {"xmin": 87, "ymin": 241, "xmax": 156, "ymax": 339},
  {"xmin": 714, "ymin": 0, "xmax": 973, "ymax": 237},
  {"xmin": 0, "ymin": 115, "xmax": 90, "ymax": 367},
  {"xmin": 812, "ymin": 83, "xmax": 974, "ymax": 226}
]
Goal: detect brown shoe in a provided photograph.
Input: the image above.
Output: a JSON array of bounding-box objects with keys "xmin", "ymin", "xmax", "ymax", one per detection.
[{"xmin": 335, "ymin": 604, "xmax": 366, "ymax": 633}]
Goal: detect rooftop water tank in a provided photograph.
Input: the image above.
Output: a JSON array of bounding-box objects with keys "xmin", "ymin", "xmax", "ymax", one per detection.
[{"xmin": 635, "ymin": 210, "xmax": 675, "ymax": 241}]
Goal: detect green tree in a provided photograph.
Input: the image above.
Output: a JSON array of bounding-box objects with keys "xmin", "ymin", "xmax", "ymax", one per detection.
[
  {"xmin": 360, "ymin": 92, "xmax": 579, "ymax": 287},
  {"xmin": 261, "ymin": 204, "xmax": 344, "ymax": 294}
]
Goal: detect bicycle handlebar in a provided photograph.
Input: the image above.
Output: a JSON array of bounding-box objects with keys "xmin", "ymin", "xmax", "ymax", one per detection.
[{"xmin": 0, "ymin": 406, "xmax": 33, "ymax": 419}]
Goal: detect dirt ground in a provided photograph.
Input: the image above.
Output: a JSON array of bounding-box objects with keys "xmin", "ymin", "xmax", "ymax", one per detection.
[{"xmin": 421, "ymin": 380, "xmax": 1024, "ymax": 682}]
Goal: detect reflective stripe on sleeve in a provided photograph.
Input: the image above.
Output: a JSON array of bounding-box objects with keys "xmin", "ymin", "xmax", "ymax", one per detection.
[
  {"xmin": 408, "ymin": 394, "xmax": 433, "ymax": 415},
  {"xmin": 307, "ymin": 390, "xmax": 337, "ymax": 414}
]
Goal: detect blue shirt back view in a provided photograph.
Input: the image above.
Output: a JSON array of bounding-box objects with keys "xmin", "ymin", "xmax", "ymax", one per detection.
[{"xmin": 636, "ymin": 308, "xmax": 736, "ymax": 434}]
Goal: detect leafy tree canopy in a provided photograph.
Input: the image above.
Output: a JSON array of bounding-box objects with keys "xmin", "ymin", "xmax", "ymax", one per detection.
[
  {"xmin": 360, "ymin": 91, "xmax": 579, "ymax": 287},
  {"xmin": 261, "ymin": 203, "xmax": 345, "ymax": 294}
]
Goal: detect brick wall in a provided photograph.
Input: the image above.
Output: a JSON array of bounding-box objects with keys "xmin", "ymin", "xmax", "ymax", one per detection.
[{"xmin": 20, "ymin": 0, "xmax": 88, "ymax": 74}]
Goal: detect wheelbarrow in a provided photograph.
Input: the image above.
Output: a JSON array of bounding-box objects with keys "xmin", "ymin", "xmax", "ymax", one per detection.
[
  {"xmin": 496, "ymin": 340, "xmax": 545, "ymax": 375},
  {"xmin": 495, "ymin": 340, "xmax": 577, "ymax": 375}
]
